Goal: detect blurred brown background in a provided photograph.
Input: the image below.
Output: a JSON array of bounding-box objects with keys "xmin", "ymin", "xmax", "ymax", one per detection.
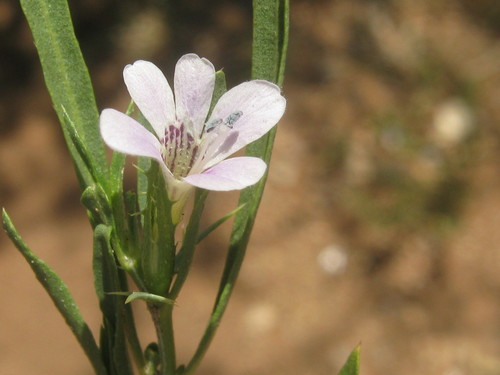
[{"xmin": 2, "ymin": 0, "xmax": 500, "ymax": 374}]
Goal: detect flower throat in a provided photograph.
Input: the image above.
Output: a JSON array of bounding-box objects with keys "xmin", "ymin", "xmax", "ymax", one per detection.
[{"xmin": 161, "ymin": 123, "xmax": 199, "ymax": 178}]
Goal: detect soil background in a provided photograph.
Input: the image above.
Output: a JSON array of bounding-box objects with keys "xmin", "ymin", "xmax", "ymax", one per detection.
[{"xmin": 2, "ymin": 0, "xmax": 500, "ymax": 374}]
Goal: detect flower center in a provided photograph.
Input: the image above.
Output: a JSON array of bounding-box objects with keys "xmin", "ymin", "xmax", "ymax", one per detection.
[
  {"xmin": 160, "ymin": 111, "xmax": 244, "ymax": 179},
  {"xmin": 161, "ymin": 123, "xmax": 199, "ymax": 178}
]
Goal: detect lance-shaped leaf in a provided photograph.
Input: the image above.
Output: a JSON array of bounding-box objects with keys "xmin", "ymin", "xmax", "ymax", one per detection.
[
  {"xmin": 2, "ymin": 209, "xmax": 107, "ymax": 375},
  {"xmin": 183, "ymin": 1, "xmax": 289, "ymax": 374},
  {"xmin": 93, "ymin": 224, "xmax": 134, "ymax": 375},
  {"xmin": 20, "ymin": 0, "xmax": 107, "ymax": 189}
]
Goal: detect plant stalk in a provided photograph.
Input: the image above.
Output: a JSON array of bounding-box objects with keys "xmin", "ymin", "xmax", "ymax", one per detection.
[{"xmin": 149, "ymin": 303, "xmax": 176, "ymax": 375}]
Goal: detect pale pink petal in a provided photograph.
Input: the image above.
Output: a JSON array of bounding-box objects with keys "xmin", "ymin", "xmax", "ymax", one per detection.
[
  {"xmin": 183, "ymin": 156, "xmax": 267, "ymax": 191},
  {"xmin": 100, "ymin": 108, "xmax": 164, "ymax": 162},
  {"xmin": 174, "ymin": 54, "xmax": 215, "ymax": 137},
  {"xmin": 203, "ymin": 80, "xmax": 286, "ymax": 168},
  {"xmin": 123, "ymin": 60, "xmax": 175, "ymax": 138},
  {"xmin": 100, "ymin": 109, "xmax": 176, "ymax": 184}
]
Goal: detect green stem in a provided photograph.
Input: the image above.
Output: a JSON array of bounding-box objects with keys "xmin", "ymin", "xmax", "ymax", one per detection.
[
  {"xmin": 124, "ymin": 298, "xmax": 147, "ymax": 375},
  {"xmin": 149, "ymin": 303, "xmax": 176, "ymax": 375}
]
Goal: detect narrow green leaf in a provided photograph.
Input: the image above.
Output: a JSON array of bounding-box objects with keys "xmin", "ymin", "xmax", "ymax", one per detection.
[
  {"xmin": 96, "ymin": 224, "xmax": 146, "ymax": 373},
  {"xmin": 277, "ymin": 0, "xmax": 289, "ymax": 86},
  {"xmin": 123, "ymin": 301, "xmax": 147, "ymax": 375},
  {"xmin": 338, "ymin": 345, "xmax": 361, "ymax": 375},
  {"xmin": 2, "ymin": 209, "xmax": 107, "ymax": 375},
  {"xmin": 20, "ymin": 0, "xmax": 107, "ymax": 189},
  {"xmin": 183, "ymin": 2, "xmax": 289, "ymax": 374},
  {"xmin": 230, "ymin": 0, "xmax": 289, "ymax": 255},
  {"xmin": 93, "ymin": 225, "xmax": 116, "ymax": 314},
  {"xmin": 61, "ymin": 105, "xmax": 99, "ymax": 184},
  {"xmin": 251, "ymin": 0, "xmax": 281, "ymax": 81},
  {"xmin": 136, "ymin": 111, "xmax": 155, "ymax": 215},
  {"xmin": 93, "ymin": 224, "xmax": 134, "ymax": 375},
  {"xmin": 125, "ymin": 292, "xmax": 174, "ymax": 305},
  {"xmin": 107, "ymin": 292, "xmax": 174, "ymax": 305},
  {"xmin": 221, "ymin": 0, "xmax": 289, "ymax": 318}
]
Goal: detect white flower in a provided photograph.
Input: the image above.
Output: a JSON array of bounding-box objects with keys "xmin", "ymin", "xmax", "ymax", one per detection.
[{"xmin": 100, "ymin": 54, "xmax": 286, "ymax": 221}]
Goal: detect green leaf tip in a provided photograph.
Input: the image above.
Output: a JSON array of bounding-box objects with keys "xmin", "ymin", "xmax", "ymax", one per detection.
[
  {"xmin": 338, "ymin": 344, "xmax": 361, "ymax": 375},
  {"xmin": 2, "ymin": 207, "xmax": 9, "ymax": 226}
]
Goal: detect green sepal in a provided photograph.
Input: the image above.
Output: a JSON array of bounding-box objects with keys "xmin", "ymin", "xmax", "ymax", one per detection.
[
  {"xmin": 109, "ymin": 152, "xmax": 126, "ymax": 194},
  {"xmin": 107, "ymin": 190, "xmax": 142, "ymax": 280},
  {"xmin": 140, "ymin": 162, "xmax": 176, "ymax": 296},
  {"xmin": 136, "ymin": 156, "xmax": 152, "ymax": 216},
  {"xmin": 81, "ymin": 186, "xmax": 138, "ymax": 281},
  {"xmin": 136, "ymin": 110, "xmax": 155, "ymax": 215},
  {"xmin": 2, "ymin": 209, "xmax": 107, "ymax": 375},
  {"xmin": 170, "ymin": 189, "xmax": 208, "ymax": 298},
  {"xmin": 119, "ymin": 191, "xmax": 142, "ymax": 263},
  {"xmin": 108, "ymin": 101, "xmax": 134, "ymax": 196},
  {"xmin": 338, "ymin": 345, "xmax": 361, "ymax": 375}
]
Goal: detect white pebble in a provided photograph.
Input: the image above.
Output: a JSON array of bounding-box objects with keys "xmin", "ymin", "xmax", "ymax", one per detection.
[
  {"xmin": 433, "ymin": 99, "xmax": 474, "ymax": 145},
  {"xmin": 317, "ymin": 245, "xmax": 348, "ymax": 275}
]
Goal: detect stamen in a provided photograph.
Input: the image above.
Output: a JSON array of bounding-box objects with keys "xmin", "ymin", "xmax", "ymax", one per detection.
[{"xmin": 190, "ymin": 145, "xmax": 199, "ymax": 168}]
